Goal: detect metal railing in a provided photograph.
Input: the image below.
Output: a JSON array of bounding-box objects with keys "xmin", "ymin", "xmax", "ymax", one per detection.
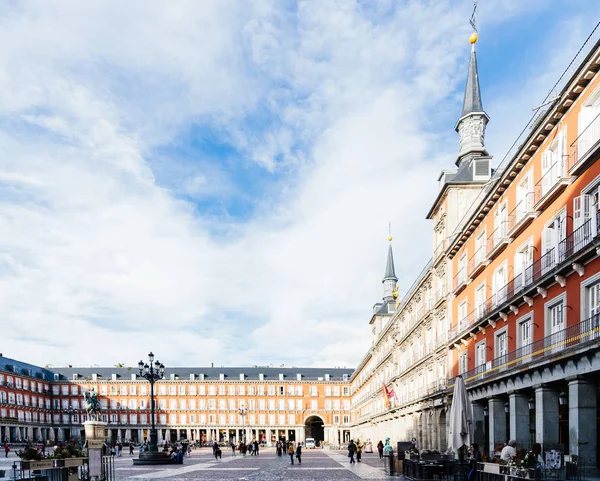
[
  {"xmin": 452, "ymin": 268, "xmax": 467, "ymax": 292},
  {"xmin": 486, "ymin": 221, "xmax": 509, "ymax": 256},
  {"xmin": 570, "ymin": 111, "xmax": 600, "ymax": 168},
  {"xmin": 534, "ymin": 156, "xmax": 568, "ymax": 203},
  {"xmin": 449, "ymin": 313, "xmax": 600, "ymax": 387},
  {"xmin": 468, "ymin": 246, "xmax": 487, "ymax": 276},
  {"xmin": 507, "ymin": 192, "xmax": 535, "ymax": 233},
  {"xmin": 449, "ymin": 215, "xmax": 598, "ymax": 342}
]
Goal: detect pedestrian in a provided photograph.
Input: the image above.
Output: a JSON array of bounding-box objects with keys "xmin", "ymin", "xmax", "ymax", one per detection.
[
  {"xmin": 129, "ymin": 444, "xmax": 134, "ymax": 456},
  {"xmin": 295, "ymin": 442, "xmax": 302, "ymax": 464},
  {"xmin": 468, "ymin": 443, "xmax": 482, "ymax": 481},
  {"xmin": 255, "ymin": 440, "xmax": 260, "ymax": 456},
  {"xmin": 288, "ymin": 442, "xmax": 295, "ymax": 464},
  {"xmin": 356, "ymin": 440, "xmax": 362, "ymax": 463},
  {"xmin": 377, "ymin": 440, "xmax": 384, "ymax": 459},
  {"xmin": 348, "ymin": 439, "xmax": 356, "ymax": 464},
  {"xmin": 276, "ymin": 441, "xmax": 282, "ymax": 457},
  {"xmin": 3, "ymin": 443, "xmax": 9, "ymax": 458},
  {"xmin": 230, "ymin": 441, "xmax": 236, "ymax": 456}
]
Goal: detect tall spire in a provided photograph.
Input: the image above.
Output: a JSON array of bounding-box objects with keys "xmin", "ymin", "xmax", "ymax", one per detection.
[
  {"xmin": 455, "ymin": 32, "xmax": 489, "ymax": 165},
  {"xmin": 461, "ymin": 43, "xmax": 484, "ymax": 117},
  {"xmin": 384, "ymin": 244, "xmax": 397, "ymax": 281},
  {"xmin": 382, "ymin": 230, "xmax": 398, "ymax": 302}
]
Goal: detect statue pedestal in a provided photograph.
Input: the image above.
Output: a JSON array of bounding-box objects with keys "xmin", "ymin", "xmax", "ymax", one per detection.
[{"xmin": 83, "ymin": 420, "xmax": 107, "ymax": 478}]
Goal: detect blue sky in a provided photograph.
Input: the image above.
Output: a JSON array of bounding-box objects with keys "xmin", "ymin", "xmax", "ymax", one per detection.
[{"xmin": 0, "ymin": 0, "xmax": 599, "ymax": 369}]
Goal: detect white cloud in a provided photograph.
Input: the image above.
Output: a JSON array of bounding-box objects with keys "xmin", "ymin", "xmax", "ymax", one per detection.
[{"xmin": 0, "ymin": 0, "xmax": 592, "ymax": 369}]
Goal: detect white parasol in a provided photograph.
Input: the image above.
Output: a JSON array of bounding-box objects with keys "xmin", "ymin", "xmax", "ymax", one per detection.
[{"xmin": 447, "ymin": 375, "xmax": 473, "ymax": 457}]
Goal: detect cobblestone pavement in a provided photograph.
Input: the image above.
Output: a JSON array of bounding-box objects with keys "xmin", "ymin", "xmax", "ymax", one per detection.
[{"xmin": 109, "ymin": 448, "xmax": 394, "ymax": 480}]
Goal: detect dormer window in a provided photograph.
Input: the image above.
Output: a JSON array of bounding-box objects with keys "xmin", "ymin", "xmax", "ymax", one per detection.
[
  {"xmin": 239, "ymin": 373, "xmax": 245, "ymax": 381},
  {"xmin": 343, "ymin": 374, "xmax": 349, "ymax": 381},
  {"xmin": 472, "ymin": 158, "xmax": 491, "ymax": 181},
  {"xmin": 259, "ymin": 373, "xmax": 264, "ymax": 381},
  {"xmin": 92, "ymin": 373, "xmax": 98, "ymax": 381},
  {"xmin": 111, "ymin": 373, "xmax": 117, "ymax": 381},
  {"xmin": 325, "ymin": 374, "xmax": 330, "ymax": 381},
  {"xmin": 189, "ymin": 374, "xmax": 195, "ymax": 381},
  {"xmin": 278, "ymin": 373, "xmax": 284, "ymax": 381},
  {"xmin": 219, "ymin": 373, "xmax": 225, "ymax": 381},
  {"xmin": 296, "ymin": 373, "xmax": 302, "ymax": 381},
  {"xmin": 53, "ymin": 374, "xmax": 59, "ymax": 381},
  {"xmin": 131, "ymin": 374, "xmax": 137, "ymax": 381},
  {"xmin": 72, "ymin": 374, "xmax": 78, "ymax": 381},
  {"xmin": 199, "ymin": 373, "xmax": 205, "ymax": 381},
  {"xmin": 169, "ymin": 373, "xmax": 175, "ymax": 381}
]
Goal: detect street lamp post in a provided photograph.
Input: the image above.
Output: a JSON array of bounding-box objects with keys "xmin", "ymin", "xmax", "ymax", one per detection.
[
  {"xmin": 133, "ymin": 352, "xmax": 171, "ymax": 465},
  {"xmin": 67, "ymin": 405, "xmax": 74, "ymax": 441},
  {"xmin": 238, "ymin": 407, "xmax": 248, "ymax": 443}
]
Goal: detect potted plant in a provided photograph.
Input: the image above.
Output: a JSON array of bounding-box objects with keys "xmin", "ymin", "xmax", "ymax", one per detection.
[{"xmin": 17, "ymin": 446, "xmax": 53, "ymax": 470}]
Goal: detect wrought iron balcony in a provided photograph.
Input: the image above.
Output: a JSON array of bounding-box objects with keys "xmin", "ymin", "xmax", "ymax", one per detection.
[
  {"xmin": 486, "ymin": 221, "xmax": 511, "ymax": 260},
  {"xmin": 449, "ymin": 313, "xmax": 600, "ymax": 388},
  {"xmin": 452, "ymin": 268, "xmax": 468, "ymax": 295},
  {"xmin": 449, "ymin": 214, "xmax": 599, "ymax": 344},
  {"xmin": 507, "ymin": 192, "xmax": 536, "ymax": 237},
  {"xmin": 569, "ymin": 111, "xmax": 600, "ymax": 175},
  {"xmin": 534, "ymin": 156, "xmax": 569, "ymax": 210},
  {"xmin": 468, "ymin": 246, "xmax": 488, "ymax": 279}
]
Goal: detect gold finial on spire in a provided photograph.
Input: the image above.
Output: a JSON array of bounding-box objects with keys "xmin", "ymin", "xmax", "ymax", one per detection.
[
  {"xmin": 469, "ymin": 32, "xmax": 478, "ymax": 44},
  {"xmin": 388, "ymin": 222, "xmax": 393, "ymax": 242}
]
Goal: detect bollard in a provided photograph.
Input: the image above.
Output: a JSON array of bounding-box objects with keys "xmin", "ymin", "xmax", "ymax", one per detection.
[{"xmin": 383, "ymin": 448, "xmax": 395, "ymax": 475}]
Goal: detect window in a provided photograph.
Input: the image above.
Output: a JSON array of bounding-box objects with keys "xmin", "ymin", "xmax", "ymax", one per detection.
[
  {"xmin": 516, "ymin": 172, "xmax": 533, "ymax": 221},
  {"xmin": 543, "ymin": 210, "xmax": 566, "ymax": 268},
  {"xmin": 475, "ymin": 341, "xmax": 486, "ymax": 371},
  {"xmin": 458, "ymin": 253, "xmax": 467, "ymax": 283},
  {"xmin": 475, "ymin": 230, "xmax": 486, "ymax": 264},
  {"xmin": 495, "ymin": 329, "xmax": 508, "ymax": 363},
  {"xmin": 458, "ymin": 300, "xmax": 468, "ymax": 330},
  {"xmin": 541, "ymin": 127, "xmax": 566, "ymax": 196},
  {"xmin": 493, "ymin": 202, "xmax": 508, "ymax": 244},
  {"xmin": 492, "ymin": 263, "xmax": 507, "ymax": 306},
  {"xmin": 515, "ymin": 240, "xmax": 534, "ymax": 287},
  {"xmin": 458, "ymin": 352, "xmax": 468, "ymax": 375},
  {"xmin": 179, "ymin": 385, "xmax": 186, "ymax": 395},
  {"xmin": 546, "ymin": 295, "xmax": 566, "ymax": 353},
  {"xmin": 475, "ymin": 283, "xmax": 486, "ymax": 318},
  {"xmin": 518, "ymin": 315, "xmax": 533, "ymax": 359}
]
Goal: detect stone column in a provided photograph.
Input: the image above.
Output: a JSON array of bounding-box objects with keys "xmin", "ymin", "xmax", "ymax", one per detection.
[
  {"xmin": 472, "ymin": 403, "xmax": 486, "ymax": 452},
  {"xmin": 509, "ymin": 392, "xmax": 530, "ymax": 450},
  {"xmin": 568, "ymin": 378, "xmax": 597, "ymax": 467},
  {"xmin": 488, "ymin": 398, "xmax": 507, "ymax": 455},
  {"xmin": 535, "ymin": 386, "xmax": 559, "ymax": 447}
]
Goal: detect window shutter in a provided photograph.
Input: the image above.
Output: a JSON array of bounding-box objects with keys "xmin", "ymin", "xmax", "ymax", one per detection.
[
  {"xmin": 574, "ymin": 196, "xmax": 582, "ymax": 229},
  {"xmin": 542, "ymin": 150, "xmax": 552, "ymax": 172},
  {"xmin": 583, "ymin": 194, "xmax": 592, "ymax": 221}
]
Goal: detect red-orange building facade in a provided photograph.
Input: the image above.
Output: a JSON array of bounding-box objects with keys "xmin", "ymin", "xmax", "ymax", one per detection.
[{"xmin": 0, "ymin": 361, "xmax": 352, "ymax": 446}]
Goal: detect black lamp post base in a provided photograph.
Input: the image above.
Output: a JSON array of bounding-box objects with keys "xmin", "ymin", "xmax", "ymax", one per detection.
[{"xmin": 133, "ymin": 451, "xmax": 175, "ymax": 465}]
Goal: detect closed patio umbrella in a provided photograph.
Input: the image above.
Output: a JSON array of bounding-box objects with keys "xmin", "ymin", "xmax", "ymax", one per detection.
[
  {"xmin": 125, "ymin": 429, "xmax": 131, "ymax": 442},
  {"xmin": 49, "ymin": 428, "xmax": 55, "ymax": 442},
  {"xmin": 27, "ymin": 426, "xmax": 34, "ymax": 441},
  {"xmin": 448, "ymin": 375, "xmax": 473, "ymax": 458},
  {"xmin": 57, "ymin": 428, "xmax": 64, "ymax": 442}
]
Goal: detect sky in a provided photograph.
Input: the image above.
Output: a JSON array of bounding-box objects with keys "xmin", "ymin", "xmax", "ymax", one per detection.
[{"xmin": 1, "ymin": 0, "xmax": 599, "ymax": 370}]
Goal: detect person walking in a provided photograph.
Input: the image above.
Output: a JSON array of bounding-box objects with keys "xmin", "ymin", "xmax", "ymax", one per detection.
[
  {"xmin": 129, "ymin": 444, "xmax": 134, "ymax": 456},
  {"xmin": 348, "ymin": 439, "xmax": 357, "ymax": 464},
  {"xmin": 377, "ymin": 440, "xmax": 384, "ymax": 459},
  {"xmin": 295, "ymin": 442, "xmax": 302, "ymax": 464},
  {"xmin": 288, "ymin": 442, "xmax": 295, "ymax": 465},
  {"xmin": 276, "ymin": 441, "xmax": 282, "ymax": 457},
  {"xmin": 356, "ymin": 440, "xmax": 362, "ymax": 463},
  {"xmin": 3, "ymin": 443, "xmax": 9, "ymax": 458},
  {"xmin": 230, "ymin": 441, "xmax": 236, "ymax": 457}
]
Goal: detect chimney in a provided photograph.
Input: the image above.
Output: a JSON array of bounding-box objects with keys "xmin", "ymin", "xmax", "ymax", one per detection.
[{"xmin": 211, "ymin": 362, "xmax": 214, "ymax": 368}]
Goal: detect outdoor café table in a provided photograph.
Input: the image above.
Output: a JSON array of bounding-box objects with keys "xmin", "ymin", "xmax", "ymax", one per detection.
[{"xmin": 422, "ymin": 463, "xmax": 445, "ymax": 480}]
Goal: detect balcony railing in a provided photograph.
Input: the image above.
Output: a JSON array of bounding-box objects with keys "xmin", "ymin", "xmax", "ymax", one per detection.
[
  {"xmin": 569, "ymin": 112, "xmax": 600, "ymax": 174},
  {"xmin": 468, "ymin": 246, "xmax": 487, "ymax": 279},
  {"xmin": 534, "ymin": 156, "xmax": 569, "ymax": 209},
  {"xmin": 453, "ymin": 268, "xmax": 468, "ymax": 294},
  {"xmin": 507, "ymin": 192, "xmax": 535, "ymax": 237},
  {"xmin": 486, "ymin": 221, "xmax": 510, "ymax": 259},
  {"xmin": 449, "ymin": 215, "xmax": 599, "ymax": 342},
  {"xmin": 434, "ymin": 240, "xmax": 446, "ymax": 262},
  {"xmin": 449, "ymin": 313, "xmax": 600, "ymax": 387}
]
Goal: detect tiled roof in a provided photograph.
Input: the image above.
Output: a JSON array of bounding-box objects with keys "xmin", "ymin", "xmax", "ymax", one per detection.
[
  {"xmin": 49, "ymin": 366, "xmax": 354, "ymax": 382},
  {"xmin": 0, "ymin": 354, "xmax": 55, "ymax": 381}
]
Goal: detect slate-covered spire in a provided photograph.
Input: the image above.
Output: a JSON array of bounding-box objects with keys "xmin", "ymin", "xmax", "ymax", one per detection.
[
  {"xmin": 382, "ymin": 239, "xmax": 398, "ymax": 302},
  {"xmin": 455, "ymin": 32, "xmax": 489, "ymax": 165},
  {"xmin": 461, "ymin": 43, "xmax": 484, "ymax": 116},
  {"xmin": 383, "ymin": 244, "xmax": 397, "ymax": 281}
]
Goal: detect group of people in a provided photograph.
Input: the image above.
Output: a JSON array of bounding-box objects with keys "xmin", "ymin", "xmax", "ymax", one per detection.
[
  {"xmin": 226, "ymin": 440, "xmax": 260, "ymax": 457},
  {"xmin": 347, "ymin": 439, "xmax": 364, "ymax": 464},
  {"xmin": 467, "ymin": 440, "xmax": 545, "ymax": 481}
]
